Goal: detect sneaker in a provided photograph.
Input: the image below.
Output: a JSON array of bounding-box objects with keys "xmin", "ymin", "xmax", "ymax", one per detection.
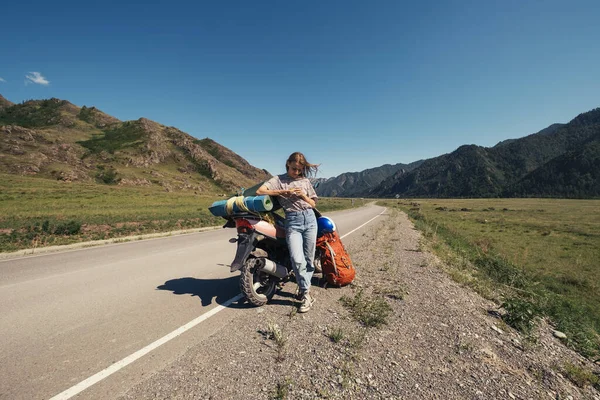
[{"xmin": 298, "ymin": 292, "xmax": 315, "ymax": 313}]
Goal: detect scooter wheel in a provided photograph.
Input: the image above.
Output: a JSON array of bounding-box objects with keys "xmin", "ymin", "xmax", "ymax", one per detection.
[{"xmin": 240, "ymin": 256, "xmax": 277, "ymax": 306}]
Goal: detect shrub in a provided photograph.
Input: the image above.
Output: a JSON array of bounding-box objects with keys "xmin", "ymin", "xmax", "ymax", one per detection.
[
  {"xmin": 563, "ymin": 362, "xmax": 599, "ymax": 388},
  {"xmin": 328, "ymin": 327, "xmax": 345, "ymax": 343},
  {"xmin": 501, "ymin": 297, "xmax": 539, "ymax": 334},
  {"xmin": 54, "ymin": 220, "xmax": 82, "ymax": 236},
  {"xmin": 95, "ymin": 165, "xmax": 119, "ymax": 184},
  {"xmin": 340, "ymin": 289, "xmax": 392, "ymax": 328}
]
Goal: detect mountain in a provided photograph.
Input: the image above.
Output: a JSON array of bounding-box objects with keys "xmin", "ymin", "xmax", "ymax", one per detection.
[
  {"xmin": 0, "ymin": 94, "xmax": 14, "ymax": 110},
  {"xmin": 3, "ymin": 94, "xmax": 597, "ymax": 199},
  {"xmin": 494, "ymin": 123, "xmax": 565, "ymax": 148},
  {"xmin": 315, "ymin": 161, "xmax": 424, "ymax": 197},
  {"xmin": 370, "ymin": 145, "xmax": 504, "ymax": 198},
  {"xmin": 0, "ymin": 95, "xmax": 270, "ymax": 193},
  {"xmin": 504, "ymin": 133, "xmax": 600, "ymax": 198},
  {"xmin": 370, "ymin": 108, "xmax": 600, "ymax": 198}
]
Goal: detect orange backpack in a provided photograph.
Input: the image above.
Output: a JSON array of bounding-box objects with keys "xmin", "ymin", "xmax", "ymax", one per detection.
[{"xmin": 316, "ymin": 231, "xmax": 355, "ymax": 286}]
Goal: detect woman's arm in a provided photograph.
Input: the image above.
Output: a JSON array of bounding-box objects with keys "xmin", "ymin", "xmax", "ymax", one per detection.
[
  {"xmin": 301, "ymin": 193, "xmax": 317, "ymax": 208},
  {"xmin": 286, "ymin": 187, "xmax": 317, "ymax": 208},
  {"xmin": 256, "ymin": 185, "xmax": 316, "ymax": 208},
  {"xmin": 256, "ymin": 184, "xmax": 290, "ymax": 197}
]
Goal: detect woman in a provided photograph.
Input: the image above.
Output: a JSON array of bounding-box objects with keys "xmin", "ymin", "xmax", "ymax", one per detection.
[{"xmin": 256, "ymin": 152, "xmax": 319, "ymax": 313}]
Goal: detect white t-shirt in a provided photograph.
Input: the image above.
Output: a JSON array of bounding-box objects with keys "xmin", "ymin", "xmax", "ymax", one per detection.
[{"xmin": 264, "ymin": 174, "xmax": 318, "ymax": 212}]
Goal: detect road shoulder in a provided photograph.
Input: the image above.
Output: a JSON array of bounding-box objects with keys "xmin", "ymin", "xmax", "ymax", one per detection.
[{"xmin": 119, "ymin": 208, "xmax": 599, "ymax": 400}]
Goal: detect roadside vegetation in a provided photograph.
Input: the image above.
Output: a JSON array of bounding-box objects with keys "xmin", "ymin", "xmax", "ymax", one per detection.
[
  {"xmin": 0, "ymin": 174, "xmax": 358, "ymax": 253},
  {"xmin": 340, "ymin": 288, "xmax": 392, "ymax": 328},
  {"xmin": 379, "ymin": 198, "xmax": 600, "ymax": 359}
]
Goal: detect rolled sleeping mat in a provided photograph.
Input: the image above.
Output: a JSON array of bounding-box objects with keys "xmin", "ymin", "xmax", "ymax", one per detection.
[
  {"xmin": 246, "ymin": 196, "xmax": 271, "ymax": 212},
  {"xmin": 208, "ymin": 195, "xmax": 274, "ymax": 217},
  {"xmin": 208, "ymin": 200, "xmax": 228, "ymax": 217}
]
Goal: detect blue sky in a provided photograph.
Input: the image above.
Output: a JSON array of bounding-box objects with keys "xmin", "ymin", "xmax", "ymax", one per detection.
[{"xmin": 1, "ymin": 0, "xmax": 599, "ymax": 178}]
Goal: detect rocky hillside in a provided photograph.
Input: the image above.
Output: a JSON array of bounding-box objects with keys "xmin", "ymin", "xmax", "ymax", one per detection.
[
  {"xmin": 369, "ymin": 108, "xmax": 600, "ymax": 198},
  {"xmin": 0, "ymin": 95, "xmax": 270, "ymax": 193},
  {"xmin": 0, "ymin": 94, "xmax": 14, "ymax": 110}
]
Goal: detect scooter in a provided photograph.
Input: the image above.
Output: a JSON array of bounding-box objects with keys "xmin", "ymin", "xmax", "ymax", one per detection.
[{"xmin": 215, "ymin": 182, "xmax": 331, "ymax": 306}]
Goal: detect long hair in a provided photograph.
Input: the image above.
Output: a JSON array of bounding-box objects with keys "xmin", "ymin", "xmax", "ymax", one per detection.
[{"xmin": 286, "ymin": 152, "xmax": 319, "ymax": 178}]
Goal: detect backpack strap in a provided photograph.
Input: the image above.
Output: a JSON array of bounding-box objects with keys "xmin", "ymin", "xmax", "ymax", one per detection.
[{"xmin": 324, "ymin": 241, "xmax": 338, "ymax": 276}]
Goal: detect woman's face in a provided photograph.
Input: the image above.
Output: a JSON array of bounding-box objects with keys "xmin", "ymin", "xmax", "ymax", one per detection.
[{"xmin": 287, "ymin": 161, "xmax": 303, "ymax": 179}]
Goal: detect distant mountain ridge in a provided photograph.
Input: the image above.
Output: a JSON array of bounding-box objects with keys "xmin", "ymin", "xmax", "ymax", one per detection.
[
  {"xmin": 369, "ymin": 108, "xmax": 600, "ymax": 198},
  {"xmin": 315, "ymin": 161, "xmax": 423, "ymax": 197},
  {"xmin": 504, "ymin": 131, "xmax": 600, "ymax": 198},
  {"xmin": 493, "ymin": 123, "xmax": 565, "ymax": 148},
  {"xmin": 3, "ymin": 93, "xmax": 597, "ymax": 198},
  {"xmin": 0, "ymin": 95, "xmax": 270, "ymax": 193},
  {"xmin": 316, "ymin": 108, "xmax": 600, "ymax": 199}
]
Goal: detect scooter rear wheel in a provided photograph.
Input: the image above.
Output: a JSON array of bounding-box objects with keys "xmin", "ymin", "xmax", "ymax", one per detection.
[{"xmin": 240, "ymin": 256, "xmax": 277, "ymax": 306}]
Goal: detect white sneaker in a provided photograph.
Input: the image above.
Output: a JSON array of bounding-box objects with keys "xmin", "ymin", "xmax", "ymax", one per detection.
[{"xmin": 298, "ymin": 292, "xmax": 315, "ymax": 313}]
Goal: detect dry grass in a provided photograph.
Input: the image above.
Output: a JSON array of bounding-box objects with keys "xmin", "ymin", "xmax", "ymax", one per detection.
[
  {"xmin": 380, "ymin": 198, "xmax": 600, "ymax": 358},
  {"xmin": 0, "ymin": 173, "xmax": 358, "ymax": 252}
]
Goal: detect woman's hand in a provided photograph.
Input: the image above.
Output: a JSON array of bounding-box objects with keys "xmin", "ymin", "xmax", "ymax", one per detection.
[
  {"xmin": 257, "ymin": 185, "xmax": 309, "ymax": 202},
  {"xmin": 286, "ymin": 188, "xmax": 316, "ymax": 207},
  {"xmin": 277, "ymin": 188, "xmax": 302, "ymax": 197}
]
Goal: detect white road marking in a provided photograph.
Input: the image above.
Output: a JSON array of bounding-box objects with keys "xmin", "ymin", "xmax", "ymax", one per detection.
[
  {"xmin": 49, "ymin": 207, "xmax": 384, "ymax": 400},
  {"xmin": 49, "ymin": 294, "xmax": 243, "ymax": 400},
  {"xmin": 340, "ymin": 209, "xmax": 385, "ymax": 239}
]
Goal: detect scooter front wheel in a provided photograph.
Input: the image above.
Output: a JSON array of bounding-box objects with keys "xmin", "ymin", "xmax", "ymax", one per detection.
[{"xmin": 240, "ymin": 256, "xmax": 277, "ymax": 306}]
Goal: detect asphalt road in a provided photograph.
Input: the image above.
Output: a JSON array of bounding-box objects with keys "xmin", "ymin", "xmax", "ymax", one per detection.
[{"xmin": 0, "ymin": 204, "xmax": 384, "ymax": 400}]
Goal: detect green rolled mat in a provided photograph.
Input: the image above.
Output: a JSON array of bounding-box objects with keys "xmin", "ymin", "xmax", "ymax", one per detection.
[{"xmin": 208, "ymin": 195, "xmax": 273, "ymax": 217}]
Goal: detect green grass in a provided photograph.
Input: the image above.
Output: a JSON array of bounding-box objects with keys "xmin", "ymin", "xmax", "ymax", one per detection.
[
  {"xmin": 380, "ymin": 198, "xmax": 600, "ymax": 358},
  {"xmin": 328, "ymin": 326, "xmax": 345, "ymax": 343},
  {"xmin": 563, "ymin": 362, "xmax": 600, "ymax": 389},
  {"xmin": 340, "ymin": 288, "xmax": 392, "ymax": 328},
  {"xmin": 272, "ymin": 377, "xmax": 293, "ymax": 400},
  {"xmin": 265, "ymin": 322, "xmax": 288, "ymax": 362},
  {"xmin": 0, "ymin": 174, "xmax": 358, "ymax": 252},
  {"xmin": 78, "ymin": 121, "xmax": 145, "ymax": 154}
]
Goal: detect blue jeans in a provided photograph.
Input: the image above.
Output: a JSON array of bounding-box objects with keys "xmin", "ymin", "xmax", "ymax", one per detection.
[{"xmin": 285, "ymin": 209, "xmax": 317, "ymax": 293}]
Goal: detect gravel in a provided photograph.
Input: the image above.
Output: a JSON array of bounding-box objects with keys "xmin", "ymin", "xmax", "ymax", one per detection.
[{"xmin": 119, "ymin": 208, "xmax": 600, "ymax": 400}]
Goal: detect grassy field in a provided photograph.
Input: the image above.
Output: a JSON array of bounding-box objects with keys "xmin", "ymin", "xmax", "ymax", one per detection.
[
  {"xmin": 379, "ymin": 198, "xmax": 600, "ymax": 358},
  {"xmin": 0, "ymin": 174, "xmax": 359, "ymax": 252}
]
